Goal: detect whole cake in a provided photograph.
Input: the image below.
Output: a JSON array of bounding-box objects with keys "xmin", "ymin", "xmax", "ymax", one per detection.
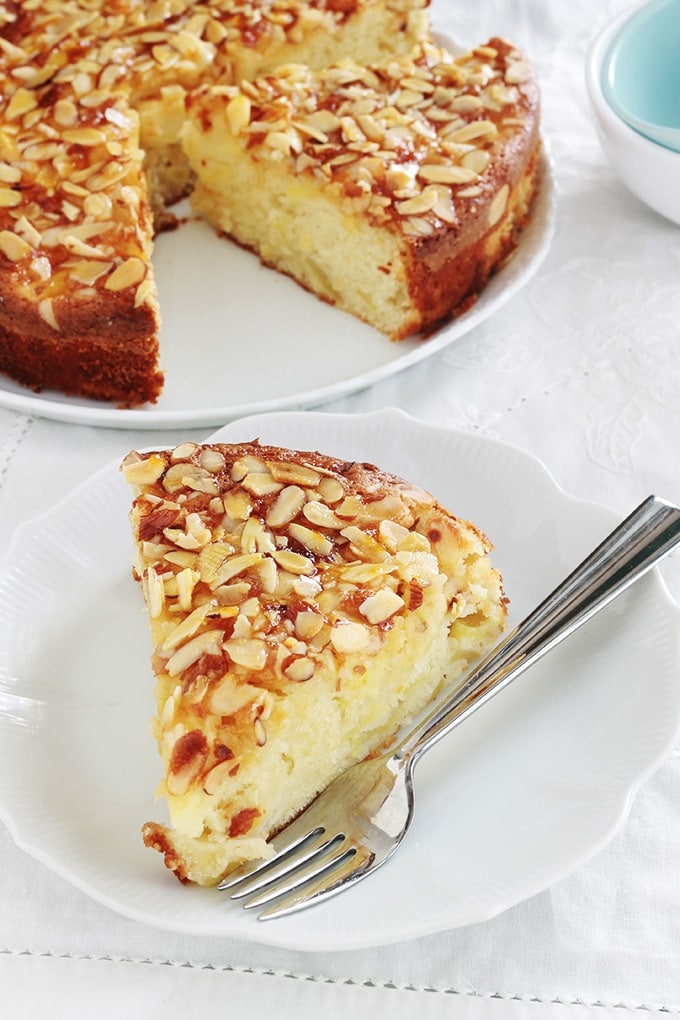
[
  {"xmin": 0, "ymin": 1, "xmax": 540, "ymax": 406},
  {"xmin": 122, "ymin": 440, "xmax": 508, "ymax": 885}
]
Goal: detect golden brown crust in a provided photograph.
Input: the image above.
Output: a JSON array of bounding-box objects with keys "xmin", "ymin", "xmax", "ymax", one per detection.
[
  {"xmin": 122, "ymin": 439, "xmax": 508, "ymax": 885},
  {"xmin": 0, "ymin": 324, "xmax": 162, "ymax": 405},
  {"xmin": 141, "ymin": 820, "xmax": 192, "ymax": 885},
  {"xmin": 0, "ymin": 62, "xmax": 162, "ymax": 405}
]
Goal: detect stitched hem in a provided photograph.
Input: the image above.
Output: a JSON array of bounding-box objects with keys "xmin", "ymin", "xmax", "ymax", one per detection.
[
  {"xmin": 0, "ymin": 414, "xmax": 33, "ymax": 493},
  {"xmin": 1, "ymin": 949, "xmax": 678, "ymax": 1014}
]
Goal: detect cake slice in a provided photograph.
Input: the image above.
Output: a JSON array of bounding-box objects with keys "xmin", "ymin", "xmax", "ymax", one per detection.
[
  {"xmin": 182, "ymin": 37, "xmax": 541, "ymax": 340},
  {"xmin": 122, "ymin": 439, "xmax": 507, "ymax": 885}
]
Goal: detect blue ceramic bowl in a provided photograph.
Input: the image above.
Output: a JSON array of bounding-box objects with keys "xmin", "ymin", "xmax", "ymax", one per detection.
[
  {"xmin": 601, "ymin": 0, "xmax": 680, "ymax": 152},
  {"xmin": 586, "ymin": 4, "xmax": 680, "ymax": 224}
]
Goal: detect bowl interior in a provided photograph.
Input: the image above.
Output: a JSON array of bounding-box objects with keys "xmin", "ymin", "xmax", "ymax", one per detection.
[{"xmin": 602, "ymin": 0, "xmax": 680, "ymax": 143}]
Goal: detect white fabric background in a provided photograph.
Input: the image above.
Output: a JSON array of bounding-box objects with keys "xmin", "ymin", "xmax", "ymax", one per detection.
[{"xmin": 2, "ymin": 0, "xmax": 680, "ymax": 1015}]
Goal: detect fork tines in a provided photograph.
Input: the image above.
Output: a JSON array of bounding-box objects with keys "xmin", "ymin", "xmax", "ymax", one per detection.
[{"xmin": 219, "ymin": 827, "xmax": 372, "ymax": 919}]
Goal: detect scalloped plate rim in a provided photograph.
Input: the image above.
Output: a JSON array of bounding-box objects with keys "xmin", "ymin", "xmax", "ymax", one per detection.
[{"xmin": 0, "ymin": 408, "xmax": 678, "ymax": 951}]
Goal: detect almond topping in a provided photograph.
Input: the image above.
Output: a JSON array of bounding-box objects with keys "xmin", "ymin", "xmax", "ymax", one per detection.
[
  {"xmin": 317, "ymin": 476, "xmax": 345, "ymax": 503},
  {"xmin": 105, "ymin": 257, "xmax": 146, "ymax": 292},
  {"xmin": 166, "ymin": 730, "xmax": 208, "ymax": 797},
  {"xmin": 461, "ymin": 149, "xmax": 491, "ymax": 174},
  {"xmin": 38, "ymin": 298, "xmax": 60, "ymax": 331},
  {"xmin": 209, "ymin": 678, "xmax": 260, "ymax": 717},
  {"xmin": 451, "ymin": 95, "xmax": 484, "ymax": 113},
  {"xmin": 214, "ymin": 553, "xmax": 262, "ymax": 585},
  {"xmin": 330, "ymin": 621, "xmax": 371, "ymax": 654},
  {"xmin": 198, "ymin": 542, "xmax": 234, "ymax": 585},
  {"xmin": 62, "ymin": 127, "xmax": 107, "ymax": 146},
  {"xmin": 171, "ymin": 443, "xmax": 199, "ymax": 461},
  {"xmin": 449, "ymin": 119, "xmax": 498, "ymax": 143},
  {"xmin": 161, "ymin": 601, "xmax": 215, "ymax": 652},
  {"xmin": 302, "ymin": 500, "xmax": 344, "ymax": 530},
  {"xmin": 224, "ymin": 637, "xmax": 268, "ymax": 671},
  {"xmin": 340, "ymin": 525, "xmax": 389, "ymax": 562},
  {"xmin": 418, "ymin": 164, "xmax": 478, "ymax": 185},
  {"xmin": 272, "ymin": 549, "xmax": 315, "ymax": 576},
  {"xmin": 241, "ymin": 472, "xmax": 283, "ymax": 496},
  {"xmin": 488, "ymin": 183, "xmax": 510, "ymax": 227},
  {"xmin": 0, "ymin": 163, "xmax": 21, "ymax": 184},
  {"xmin": 199, "ymin": 449, "xmax": 226, "ymax": 473},
  {"xmin": 203, "ymin": 759, "xmax": 239, "ymax": 796},
  {"xmin": 288, "ymin": 522, "xmax": 333, "ymax": 557},
  {"xmin": 284, "ymin": 656, "xmax": 316, "ymax": 682},
  {"xmin": 294, "ymin": 611, "xmax": 324, "ymax": 640},
  {"xmin": 6, "ymin": 89, "xmax": 37, "ymax": 119},
  {"xmin": 267, "ymin": 461, "xmax": 322, "ymax": 486},
  {"xmin": 162, "ymin": 462, "xmax": 210, "ymax": 493},
  {"xmin": 62, "ymin": 235, "xmax": 107, "ymax": 259},
  {"xmin": 223, "ymin": 489, "xmax": 252, "ymax": 521},
  {"xmin": 505, "ymin": 60, "xmax": 531, "ymax": 84},
  {"xmin": 145, "ymin": 565, "xmax": 165, "ymax": 619},
  {"xmin": 0, "ymin": 230, "xmax": 31, "ymax": 262},
  {"xmin": 226, "ymin": 93, "xmax": 251, "ymax": 135},
  {"xmin": 359, "ymin": 588, "xmax": 405, "ymax": 625},
  {"xmin": 0, "ymin": 188, "xmax": 21, "ymax": 208},
  {"xmin": 121, "ymin": 453, "xmax": 166, "ymax": 486},
  {"xmin": 266, "ymin": 485, "xmax": 306, "ymax": 528},
  {"xmin": 395, "ymin": 190, "xmax": 438, "ymax": 216},
  {"xmin": 166, "ymin": 630, "xmax": 222, "ymax": 676}
]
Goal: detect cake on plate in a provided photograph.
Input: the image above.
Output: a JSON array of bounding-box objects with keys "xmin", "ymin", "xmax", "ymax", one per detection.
[
  {"xmin": 0, "ymin": 2, "xmax": 540, "ymax": 406},
  {"xmin": 0, "ymin": 0, "xmax": 430, "ymax": 405},
  {"xmin": 122, "ymin": 439, "xmax": 507, "ymax": 885},
  {"xmin": 184, "ymin": 37, "xmax": 541, "ymax": 340}
]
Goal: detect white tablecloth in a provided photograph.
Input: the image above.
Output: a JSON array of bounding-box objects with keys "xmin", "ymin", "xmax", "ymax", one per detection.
[{"xmin": 2, "ymin": 0, "xmax": 680, "ymax": 1016}]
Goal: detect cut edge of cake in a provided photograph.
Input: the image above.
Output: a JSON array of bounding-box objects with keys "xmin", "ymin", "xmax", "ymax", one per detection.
[{"xmin": 182, "ymin": 36, "xmax": 542, "ymax": 341}]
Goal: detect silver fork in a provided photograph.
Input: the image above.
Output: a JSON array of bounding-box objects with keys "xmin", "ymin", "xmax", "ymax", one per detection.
[{"xmin": 220, "ymin": 494, "xmax": 680, "ymax": 920}]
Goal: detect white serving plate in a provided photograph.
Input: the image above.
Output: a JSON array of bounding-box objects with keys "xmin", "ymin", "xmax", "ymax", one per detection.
[
  {"xmin": 2, "ymin": 408, "xmax": 677, "ymax": 951},
  {"xmin": 0, "ymin": 154, "xmax": 554, "ymax": 429}
]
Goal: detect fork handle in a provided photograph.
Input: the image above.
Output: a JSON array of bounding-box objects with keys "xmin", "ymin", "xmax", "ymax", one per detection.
[{"xmin": 397, "ymin": 494, "xmax": 680, "ymax": 767}]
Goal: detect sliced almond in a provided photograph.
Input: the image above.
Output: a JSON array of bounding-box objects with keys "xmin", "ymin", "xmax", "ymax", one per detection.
[
  {"xmin": 267, "ymin": 461, "xmax": 322, "ymax": 487},
  {"xmin": 284, "ymin": 656, "xmax": 316, "ymax": 682},
  {"xmin": 359, "ymin": 589, "xmax": 405, "ymax": 625},
  {"xmin": 272, "ymin": 549, "xmax": 315, "ymax": 576},
  {"xmin": 226, "ymin": 93, "xmax": 251, "ymax": 135},
  {"xmin": 224, "ymin": 637, "xmax": 268, "ymax": 671},
  {"xmin": 330, "ymin": 621, "xmax": 371, "ymax": 654},
  {"xmin": 105, "ymin": 257, "xmax": 146, "ymax": 292},
  {"xmin": 223, "ymin": 489, "xmax": 252, "ymax": 522},
  {"xmin": 288, "ymin": 522, "xmax": 333, "ymax": 557},
  {"xmin": 0, "ymin": 230, "xmax": 31, "ymax": 262},
  {"xmin": 266, "ymin": 485, "xmax": 306, "ymax": 528},
  {"xmin": 418, "ymin": 164, "xmax": 478, "ymax": 185},
  {"xmin": 0, "ymin": 188, "xmax": 21, "ymax": 208},
  {"xmin": 488, "ymin": 183, "xmax": 510, "ymax": 227},
  {"xmin": 166, "ymin": 630, "xmax": 222, "ymax": 676}
]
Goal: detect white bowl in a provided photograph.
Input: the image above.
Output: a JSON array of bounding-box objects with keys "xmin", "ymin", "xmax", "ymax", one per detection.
[
  {"xmin": 586, "ymin": 6, "xmax": 680, "ymax": 225},
  {"xmin": 601, "ymin": 0, "xmax": 680, "ymax": 153}
]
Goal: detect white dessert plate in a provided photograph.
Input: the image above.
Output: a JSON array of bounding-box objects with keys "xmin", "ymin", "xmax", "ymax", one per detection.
[
  {"xmin": 0, "ymin": 154, "xmax": 554, "ymax": 429},
  {"xmin": 1, "ymin": 409, "xmax": 678, "ymax": 952}
]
